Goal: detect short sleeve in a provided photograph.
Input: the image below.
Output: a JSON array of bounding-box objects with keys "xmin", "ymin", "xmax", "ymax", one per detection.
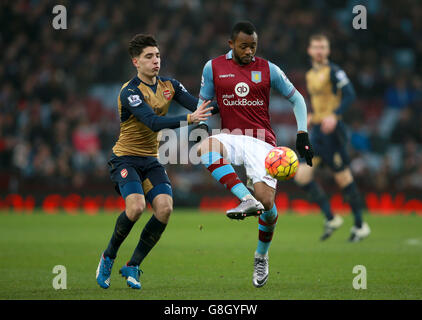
[
  {"xmin": 199, "ymin": 60, "xmax": 215, "ymax": 101},
  {"xmin": 330, "ymin": 64, "xmax": 350, "ymax": 89}
]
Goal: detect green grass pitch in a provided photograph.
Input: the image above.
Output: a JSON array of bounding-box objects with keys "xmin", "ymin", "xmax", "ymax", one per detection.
[{"xmin": 0, "ymin": 209, "xmax": 421, "ymax": 300}]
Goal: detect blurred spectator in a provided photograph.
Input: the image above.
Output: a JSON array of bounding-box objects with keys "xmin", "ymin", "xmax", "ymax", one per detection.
[{"xmin": 379, "ymin": 76, "xmax": 416, "ymax": 138}]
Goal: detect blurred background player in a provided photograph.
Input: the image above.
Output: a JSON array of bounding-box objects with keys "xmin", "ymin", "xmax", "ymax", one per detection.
[
  {"xmin": 96, "ymin": 34, "xmax": 213, "ymax": 290},
  {"xmin": 294, "ymin": 34, "xmax": 370, "ymax": 242},
  {"xmin": 197, "ymin": 21, "xmax": 314, "ymax": 288}
]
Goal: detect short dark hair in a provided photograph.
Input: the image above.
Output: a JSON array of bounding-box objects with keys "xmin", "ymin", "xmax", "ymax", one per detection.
[
  {"xmin": 309, "ymin": 33, "xmax": 330, "ymax": 44},
  {"xmin": 231, "ymin": 21, "xmax": 257, "ymax": 41},
  {"xmin": 128, "ymin": 34, "xmax": 158, "ymax": 58}
]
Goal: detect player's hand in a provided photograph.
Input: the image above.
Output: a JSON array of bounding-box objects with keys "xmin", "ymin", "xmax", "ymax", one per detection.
[
  {"xmin": 296, "ymin": 132, "xmax": 314, "ymax": 167},
  {"xmin": 192, "ymin": 123, "xmax": 209, "ymax": 144},
  {"xmin": 321, "ymin": 114, "xmax": 338, "ymax": 134},
  {"xmin": 190, "ymin": 100, "xmax": 213, "ymax": 123}
]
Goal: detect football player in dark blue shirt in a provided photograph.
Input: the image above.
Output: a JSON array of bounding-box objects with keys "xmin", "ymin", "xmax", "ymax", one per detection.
[
  {"xmin": 294, "ymin": 34, "xmax": 370, "ymax": 242},
  {"xmin": 96, "ymin": 34, "xmax": 213, "ymax": 290}
]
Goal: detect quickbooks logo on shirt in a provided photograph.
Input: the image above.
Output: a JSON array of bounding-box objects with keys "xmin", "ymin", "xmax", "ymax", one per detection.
[
  {"xmin": 235, "ymin": 82, "xmax": 249, "ymax": 97},
  {"xmin": 222, "ymin": 98, "xmax": 264, "ymax": 106},
  {"xmin": 221, "ymin": 82, "xmax": 264, "ymax": 106}
]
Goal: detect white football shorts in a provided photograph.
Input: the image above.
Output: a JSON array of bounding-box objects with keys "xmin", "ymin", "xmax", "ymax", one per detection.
[{"xmin": 211, "ymin": 133, "xmax": 277, "ymax": 190}]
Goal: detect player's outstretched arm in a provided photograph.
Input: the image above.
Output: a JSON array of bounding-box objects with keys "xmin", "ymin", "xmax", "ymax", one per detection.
[
  {"xmin": 171, "ymin": 78, "xmax": 219, "ymax": 114},
  {"xmin": 124, "ymin": 90, "xmax": 212, "ymax": 132},
  {"xmin": 321, "ymin": 67, "xmax": 356, "ymax": 134},
  {"xmin": 189, "ymin": 100, "xmax": 213, "ymax": 123},
  {"xmin": 268, "ymin": 61, "xmax": 314, "ymax": 166},
  {"xmin": 289, "ymin": 91, "xmax": 314, "ymax": 166},
  {"xmin": 331, "ymin": 66, "xmax": 356, "ymax": 116},
  {"xmin": 192, "ymin": 60, "xmax": 217, "ymax": 143}
]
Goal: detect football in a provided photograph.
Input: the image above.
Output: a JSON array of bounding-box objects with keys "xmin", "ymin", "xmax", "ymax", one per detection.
[{"xmin": 265, "ymin": 146, "xmax": 299, "ymax": 180}]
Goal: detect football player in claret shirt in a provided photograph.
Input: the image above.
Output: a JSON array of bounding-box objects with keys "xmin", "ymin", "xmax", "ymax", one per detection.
[
  {"xmin": 95, "ymin": 34, "xmax": 213, "ymax": 290},
  {"xmin": 294, "ymin": 34, "xmax": 370, "ymax": 242},
  {"xmin": 196, "ymin": 21, "xmax": 314, "ymax": 288}
]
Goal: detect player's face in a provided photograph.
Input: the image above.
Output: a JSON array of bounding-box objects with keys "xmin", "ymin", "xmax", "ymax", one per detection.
[
  {"xmin": 132, "ymin": 46, "xmax": 161, "ymax": 78},
  {"xmin": 308, "ymin": 39, "xmax": 330, "ymax": 63},
  {"xmin": 229, "ymin": 31, "xmax": 258, "ymax": 65}
]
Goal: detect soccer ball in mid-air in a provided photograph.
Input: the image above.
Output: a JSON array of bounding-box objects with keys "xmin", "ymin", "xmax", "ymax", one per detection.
[{"xmin": 265, "ymin": 146, "xmax": 299, "ymax": 180}]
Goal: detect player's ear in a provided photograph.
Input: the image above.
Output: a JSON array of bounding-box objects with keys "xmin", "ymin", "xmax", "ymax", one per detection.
[
  {"xmin": 228, "ymin": 39, "xmax": 234, "ymax": 50},
  {"xmin": 132, "ymin": 57, "xmax": 139, "ymax": 68}
]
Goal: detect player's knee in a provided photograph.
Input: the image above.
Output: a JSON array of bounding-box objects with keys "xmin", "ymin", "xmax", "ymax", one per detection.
[
  {"xmin": 197, "ymin": 138, "xmax": 209, "ymax": 157},
  {"xmin": 197, "ymin": 137, "xmax": 226, "ymax": 159},
  {"xmin": 160, "ymin": 204, "xmax": 173, "ymax": 217},
  {"xmin": 155, "ymin": 203, "xmax": 173, "ymax": 223},
  {"xmin": 126, "ymin": 199, "xmax": 146, "ymax": 221},
  {"xmin": 197, "ymin": 137, "xmax": 217, "ymax": 157},
  {"xmin": 263, "ymin": 199, "xmax": 275, "ymax": 212},
  {"xmin": 294, "ymin": 165, "xmax": 313, "ymax": 186},
  {"xmin": 256, "ymin": 195, "xmax": 274, "ymax": 212},
  {"xmin": 334, "ymin": 168, "xmax": 353, "ymax": 188}
]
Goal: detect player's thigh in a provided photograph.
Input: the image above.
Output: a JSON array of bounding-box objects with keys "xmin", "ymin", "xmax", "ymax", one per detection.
[
  {"xmin": 333, "ymin": 167, "xmax": 354, "ymax": 188},
  {"xmin": 141, "ymin": 157, "xmax": 173, "ymax": 207},
  {"xmin": 318, "ymin": 124, "xmax": 351, "ymax": 173},
  {"xmin": 109, "ymin": 156, "xmax": 146, "ymax": 220},
  {"xmin": 253, "ymin": 182, "xmax": 276, "ymax": 211},
  {"xmin": 151, "ymin": 193, "xmax": 173, "ymax": 224},
  {"xmin": 198, "ymin": 136, "xmax": 229, "ymax": 160}
]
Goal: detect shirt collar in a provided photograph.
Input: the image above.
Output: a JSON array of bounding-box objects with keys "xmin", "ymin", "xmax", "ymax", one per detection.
[
  {"xmin": 135, "ymin": 75, "xmax": 158, "ymax": 87},
  {"xmin": 225, "ymin": 50, "xmax": 255, "ymax": 62}
]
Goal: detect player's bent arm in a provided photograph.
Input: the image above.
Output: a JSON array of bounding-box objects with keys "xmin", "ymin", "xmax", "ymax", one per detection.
[
  {"xmin": 171, "ymin": 79, "xmax": 199, "ymax": 112},
  {"xmin": 288, "ymin": 90, "xmax": 308, "ymax": 133},
  {"xmin": 335, "ymin": 82, "xmax": 356, "ymax": 115},
  {"xmin": 269, "ymin": 62, "xmax": 296, "ymax": 99},
  {"xmin": 128, "ymin": 102, "xmax": 191, "ymax": 132},
  {"xmin": 194, "ymin": 60, "xmax": 218, "ymax": 130},
  {"xmin": 197, "ymin": 60, "xmax": 215, "ymax": 108},
  {"xmin": 169, "ymin": 78, "xmax": 219, "ymax": 115},
  {"xmin": 268, "ymin": 62, "xmax": 307, "ymax": 132},
  {"xmin": 330, "ymin": 65, "xmax": 356, "ymax": 115},
  {"xmin": 128, "ymin": 100, "xmax": 212, "ymax": 132}
]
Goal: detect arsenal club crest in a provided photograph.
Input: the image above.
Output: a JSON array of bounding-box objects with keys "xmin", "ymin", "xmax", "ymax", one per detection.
[
  {"xmin": 163, "ymin": 89, "xmax": 172, "ymax": 100},
  {"xmin": 120, "ymin": 168, "xmax": 128, "ymax": 178}
]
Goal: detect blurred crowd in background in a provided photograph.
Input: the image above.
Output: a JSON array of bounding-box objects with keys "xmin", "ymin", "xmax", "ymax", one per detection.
[{"xmin": 1, "ymin": 0, "xmax": 422, "ymax": 201}]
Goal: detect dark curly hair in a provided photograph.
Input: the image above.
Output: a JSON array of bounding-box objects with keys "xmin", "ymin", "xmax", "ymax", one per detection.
[{"xmin": 128, "ymin": 34, "xmax": 158, "ymax": 58}]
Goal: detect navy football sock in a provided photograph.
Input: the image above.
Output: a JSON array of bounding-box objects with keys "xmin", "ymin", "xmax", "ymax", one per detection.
[
  {"xmin": 302, "ymin": 181, "xmax": 334, "ymax": 221},
  {"xmin": 342, "ymin": 182, "xmax": 363, "ymax": 228},
  {"xmin": 104, "ymin": 211, "xmax": 135, "ymax": 259},
  {"xmin": 128, "ymin": 215, "xmax": 167, "ymax": 267}
]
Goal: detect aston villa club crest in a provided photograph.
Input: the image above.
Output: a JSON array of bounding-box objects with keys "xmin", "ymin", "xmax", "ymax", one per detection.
[
  {"xmin": 120, "ymin": 168, "xmax": 128, "ymax": 178},
  {"xmin": 163, "ymin": 89, "xmax": 172, "ymax": 100},
  {"xmin": 251, "ymin": 71, "xmax": 262, "ymax": 83}
]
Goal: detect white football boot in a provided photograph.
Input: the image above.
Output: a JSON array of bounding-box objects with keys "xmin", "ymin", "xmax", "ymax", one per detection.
[
  {"xmin": 252, "ymin": 252, "xmax": 269, "ymax": 288},
  {"xmin": 349, "ymin": 222, "xmax": 371, "ymax": 242},
  {"xmin": 320, "ymin": 215, "xmax": 344, "ymax": 241},
  {"xmin": 226, "ymin": 198, "xmax": 265, "ymax": 220}
]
